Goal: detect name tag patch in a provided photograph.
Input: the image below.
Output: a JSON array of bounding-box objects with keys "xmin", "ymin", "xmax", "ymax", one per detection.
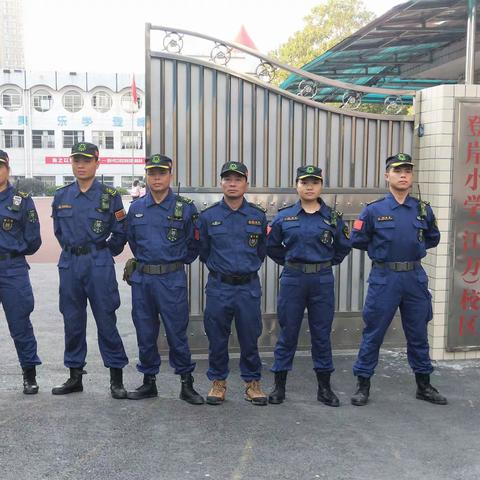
[
  {"xmin": 377, "ymin": 216, "xmax": 393, "ymax": 222},
  {"xmin": 57, "ymin": 204, "xmax": 72, "ymax": 209},
  {"xmin": 283, "ymin": 216, "xmax": 298, "ymax": 222},
  {"xmin": 247, "ymin": 219, "xmax": 261, "ymax": 226}
]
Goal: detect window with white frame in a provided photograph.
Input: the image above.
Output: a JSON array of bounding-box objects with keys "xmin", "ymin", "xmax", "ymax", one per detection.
[
  {"xmin": 32, "ymin": 130, "xmax": 55, "ymax": 149},
  {"xmin": 121, "ymin": 176, "xmax": 144, "ymax": 188},
  {"xmin": 121, "ymin": 131, "xmax": 143, "ymax": 149},
  {"xmin": 91, "ymin": 91, "xmax": 113, "ymax": 113},
  {"xmin": 62, "ymin": 90, "xmax": 84, "ymax": 113},
  {"xmin": 63, "ymin": 176, "xmax": 74, "ymax": 185},
  {"xmin": 62, "ymin": 130, "xmax": 84, "ymax": 148},
  {"xmin": 32, "ymin": 90, "xmax": 53, "ymax": 112},
  {"xmin": 1, "ymin": 130, "xmax": 24, "ymax": 148},
  {"xmin": 95, "ymin": 176, "xmax": 114, "ymax": 187},
  {"xmin": 1, "ymin": 88, "xmax": 22, "ymax": 111},
  {"xmin": 33, "ymin": 176, "xmax": 56, "ymax": 187},
  {"xmin": 121, "ymin": 92, "xmax": 142, "ymax": 113},
  {"xmin": 92, "ymin": 130, "xmax": 114, "ymax": 149}
]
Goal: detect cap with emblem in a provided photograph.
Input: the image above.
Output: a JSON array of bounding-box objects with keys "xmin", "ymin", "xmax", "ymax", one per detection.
[
  {"xmin": 70, "ymin": 142, "xmax": 99, "ymax": 159},
  {"xmin": 296, "ymin": 165, "xmax": 323, "ymax": 181},
  {"xmin": 145, "ymin": 153, "xmax": 172, "ymax": 170},
  {"xmin": 0, "ymin": 150, "xmax": 9, "ymax": 167},
  {"xmin": 385, "ymin": 153, "xmax": 414, "ymax": 170},
  {"xmin": 220, "ymin": 161, "xmax": 248, "ymax": 178}
]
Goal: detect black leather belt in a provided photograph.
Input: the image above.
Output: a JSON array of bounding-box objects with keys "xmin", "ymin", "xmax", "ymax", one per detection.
[
  {"xmin": 286, "ymin": 261, "xmax": 332, "ymax": 273},
  {"xmin": 209, "ymin": 271, "xmax": 258, "ymax": 286},
  {"xmin": 63, "ymin": 242, "xmax": 107, "ymax": 255},
  {"xmin": 0, "ymin": 252, "xmax": 20, "ymax": 261},
  {"xmin": 141, "ymin": 262, "xmax": 184, "ymax": 275},
  {"xmin": 372, "ymin": 261, "xmax": 421, "ymax": 272}
]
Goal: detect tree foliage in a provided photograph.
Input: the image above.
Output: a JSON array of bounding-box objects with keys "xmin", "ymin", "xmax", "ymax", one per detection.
[{"xmin": 269, "ymin": 0, "xmax": 375, "ymax": 85}]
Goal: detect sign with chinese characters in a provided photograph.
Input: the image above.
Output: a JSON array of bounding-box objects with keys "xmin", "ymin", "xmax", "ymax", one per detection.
[
  {"xmin": 448, "ymin": 99, "xmax": 480, "ymax": 350},
  {"xmin": 45, "ymin": 156, "xmax": 145, "ymax": 165}
]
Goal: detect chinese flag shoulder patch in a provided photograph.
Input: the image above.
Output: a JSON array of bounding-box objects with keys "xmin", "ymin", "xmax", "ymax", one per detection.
[
  {"xmin": 353, "ymin": 219, "xmax": 364, "ymax": 231},
  {"xmin": 115, "ymin": 208, "xmax": 126, "ymax": 221}
]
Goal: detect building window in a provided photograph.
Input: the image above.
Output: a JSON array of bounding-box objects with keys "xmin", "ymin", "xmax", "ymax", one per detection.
[
  {"xmin": 92, "ymin": 91, "xmax": 112, "ymax": 113},
  {"xmin": 32, "ymin": 90, "xmax": 53, "ymax": 112},
  {"xmin": 33, "ymin": 176, "xmax": 56, "ymax": 187},
  {"xmin": 121, "ymin": 131, "xmax": 143, "ymax": 149},
  {"xmin": 63, "ymin": 176, "xmax": 75, "ymax": 185},
  {"xmin": 32, "ymin": 130, "xmax": 55, "ymax": 149},
  {"xmin": 62, "ymin": 90, "xmax": 84, "ymax": 113},
  {"xmin": 1, "ymin": 88, "xmax": 22, "ymax": 111},
  {"xmin": 121, "ymin": 92, "xmax": 142, "ymax": 113},
  {"xmin": 62, "ymin": 130, "xmax": 84, "ymax": 148},
  {"xmin": 1, "ymin": 129, "xmax": 24, "ymax": 148},
  {"xmin": 121, "ymin": 176, "xmax": 144, "ymax": 188},
  {"xmin": 92, "ymin": 130, "xmax": 114, "ymax": 149},
  {"xmin": 95, "ymin": 176, "xmax": 114, "ymax": 187}
]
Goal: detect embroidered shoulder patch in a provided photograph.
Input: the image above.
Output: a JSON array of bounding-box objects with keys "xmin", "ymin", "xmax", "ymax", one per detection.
[
  {"xmin": 353, "ymin": 219, "xmax": 364, "ymax": 231},
  {"xmin": 27, "ymin": 209, "xmax": 38, "ymax": 223},
  {"xmin": 115, "ymin": 208, "xmax": 126, "ymax": 221}
]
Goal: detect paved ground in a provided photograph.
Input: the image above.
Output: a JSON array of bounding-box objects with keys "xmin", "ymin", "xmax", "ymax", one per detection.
[{"xmin": 0, "ymin": 264, "xmax": 479, "ymax": 480}]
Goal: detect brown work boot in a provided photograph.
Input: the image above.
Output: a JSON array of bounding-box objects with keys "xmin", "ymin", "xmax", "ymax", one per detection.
[
  {"xmin": 206, "ymin": 380, "xmax": 227, "ymax": 405},
  {"xmin": 244, "ymin": 380, "xmax": 268, "ymax": 406}
]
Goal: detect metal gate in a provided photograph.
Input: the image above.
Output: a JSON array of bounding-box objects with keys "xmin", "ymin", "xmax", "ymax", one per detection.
[{"xmin": 145, "ymin": 25, "xmax": 415, "ymax": 352}]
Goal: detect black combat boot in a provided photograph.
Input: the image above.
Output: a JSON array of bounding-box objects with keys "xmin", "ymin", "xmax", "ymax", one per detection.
[
  {"xmin": 351, "ymin": 376, "xmax": 370, "ymax": 406},
  {"xmin": 179, "ymin": 373, "xmax": 204, "ymax": 405},
  {"xmin": 415, "ymin": 373, "xmax": 447, "ymax": 405},
  {"xmin": 22, "ymin": 366, "xmax": 39, "ymax": 395},
  {"xmin": 110, "ymin": 368, "xmax": 127, "ymax": 399},
  {"xmin": 268, "ymin": 371, "xmax": 287, "ymax": 404},
  {"xmin": 316, "ymin": 371, "xmax": 340, "ymax": 407},
  {"xmin": 127, "ymin": 374, "xmax": 158, "ymax": 400},
  {"xmin": 52, "ymin": 368, "xmax": 84, "ymax": 395}
]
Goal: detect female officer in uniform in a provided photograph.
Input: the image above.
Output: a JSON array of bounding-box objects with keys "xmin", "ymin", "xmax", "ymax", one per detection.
[{"xmin": 267, "ymin": 165, "xmax": 351, "ymax": 406}]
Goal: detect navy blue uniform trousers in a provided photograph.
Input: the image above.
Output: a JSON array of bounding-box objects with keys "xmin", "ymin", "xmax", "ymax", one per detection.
[
  {"xmin": 130, "ymin": 268, "xmax": 195, "ymax": 375},
  {"xmin": 204, "ymin": 274, "xmax": 262, "ymax": 381},
  {"xmin": 272, "ymin": 267, "xmax": 335, "ymax": 373},
  {"xmin": 353, "ymin": 266, "xmax": 433, "ymax": 378},
  {"xmin": 59, "ymin": 253, "xmax": 128, "ymax": 369},
  {"xmin": 0, "ymin": 260, "xmax": 40, "ymax": 367}
]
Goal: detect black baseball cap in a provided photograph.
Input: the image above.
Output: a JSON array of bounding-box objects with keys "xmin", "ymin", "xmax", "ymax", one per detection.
[
  {"xmin": 296, "ymin": 165, "xmax": 323, "ymax": 181},
  {"xmin": 145, "ymin": 154, "xmax": 172, "ymax": 170},
  {"xmin": 385, "ymin": 153, "xmax": 414, "ymax": 170},
  {"xmin": 220, "ymin": 161, "xmax": 248, "ymax": 178},
  {"xmin": 0, "ymin": 150, "xmax": 9, "ymax": 166},
  {"xmin": 70, "ymin": 142, "xmax": 99, "ymax": 159}
]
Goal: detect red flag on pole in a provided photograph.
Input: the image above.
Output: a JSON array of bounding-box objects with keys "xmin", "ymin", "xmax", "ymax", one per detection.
[{"xmin": 131, "ymin": 74, "xmax": 138, "ymax": 106}]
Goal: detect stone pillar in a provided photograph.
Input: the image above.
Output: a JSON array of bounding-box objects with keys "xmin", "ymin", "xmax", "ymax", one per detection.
[{"xmin": 415, "ymin": 84, "xmax": 480, "ymax": 361}]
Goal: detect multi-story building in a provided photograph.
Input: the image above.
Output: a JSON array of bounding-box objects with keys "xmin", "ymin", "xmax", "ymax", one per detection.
[
  {"xmin": 0, "ymin": 0, "xmax": 24, "ymax": 69},
  {"xmin": 0, "ymin": 70, "xmax": 145, "ymax": 188}
]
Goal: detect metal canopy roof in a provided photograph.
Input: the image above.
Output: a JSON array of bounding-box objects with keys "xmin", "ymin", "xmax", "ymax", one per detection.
[{"xmin": 281, "ymin": 0, "xmax": 473, "ymax": 104}]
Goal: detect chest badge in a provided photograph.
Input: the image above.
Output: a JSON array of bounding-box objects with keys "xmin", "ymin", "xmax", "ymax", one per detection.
[
  {"xmin": 135, "ymin": 213, "xmax": 144, "ymax": 218},
  {"xmin": 2, "ymin": 218, "xmax": 13, "ymax": 231},
  {"xmin": 248, "ymin": 233, "xmax": 259, "ymax": 247},
  {"xmin": 211, "ymin": 220, "xmax": 222, "ymax": 226},
  {"xmin": 91, "ymin": 219, "xmax": 105, "ymax": 234},
  {"xmin": 167, "ymin": 227, "xmax": 178, "ymax": 242},
  {"xmin": 247, "ymin": 219, "xmax": 261, "ymax": 226},
  {"xmin": 377, "ymin": 215, "xmax": 393, "ymax": 222},
  {"xmin": 320, "ymin": 230, "xmax": 333, "ymax": 246}
]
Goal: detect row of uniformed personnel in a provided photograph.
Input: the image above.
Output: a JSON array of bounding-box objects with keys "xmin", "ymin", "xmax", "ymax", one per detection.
[{"xmin": 0, "ymin": 144, "xmax": 447, "ymax": 406}]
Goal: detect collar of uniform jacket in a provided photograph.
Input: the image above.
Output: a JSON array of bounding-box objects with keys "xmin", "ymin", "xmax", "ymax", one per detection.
[
  {"xmin": 385, "ymin": 192, "xmax": 416, "ymax": 210},
  {"xmin": 293, "ymin": 199, "xmax": 332, "ymax": 220},
  {"xmin": 72, "ymin": 178, "xmax": 100, "ymax": 200},
  {"xmin": 145, "ymin": 188, "xmax": 175, "ymax": 209},
  {"xmin": 219, "ymin": 197, "xmax": 249, "ymax": 216}
]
